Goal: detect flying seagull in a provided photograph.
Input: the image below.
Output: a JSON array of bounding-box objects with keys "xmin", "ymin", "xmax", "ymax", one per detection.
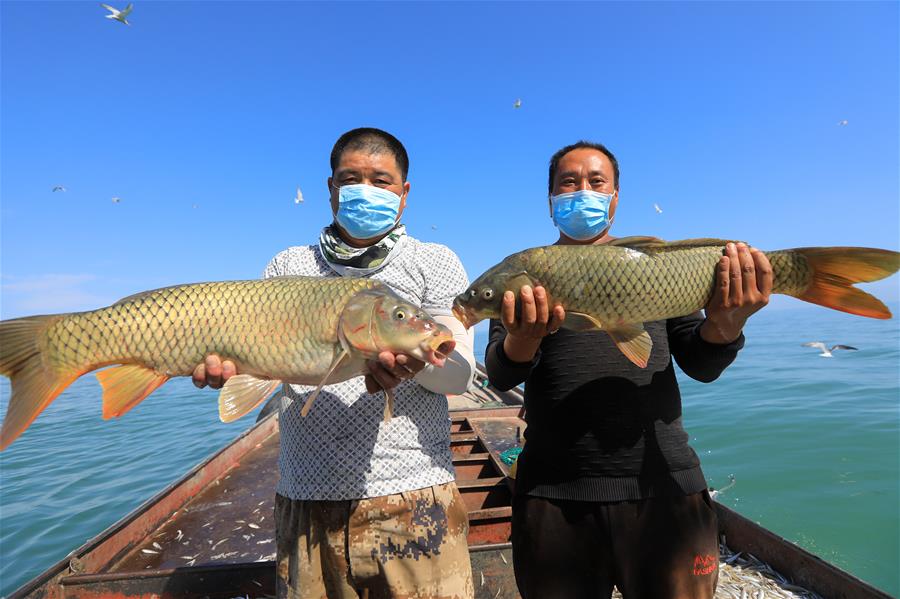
[
  {"xmin": 111, "ymin": 196, "xmax": 122, "ymax": 203},
  {"xmin": 513, "ymin": 98, "xmax": 522, "ymax": 109},
  {"xmin": 52, "ymin": 185, "xmax": 67, "ymax": 192},
  {"xmin": 801, "ymin": 342, "xmax": 858, "ymax": 357},
  {"xmin": 838, "ymin": 119, "xmax": 849, "ymax": 126},
  {"xmin": 101, "ymin": 3, "xmax": 133, "ymax": 25},
  {"xmin": 294, "ymin": 186, "xmax": 304, "ymax": 204},
  {"xmin": 653, "ymin": 203, "xmax": 663, "ymax": 214}
]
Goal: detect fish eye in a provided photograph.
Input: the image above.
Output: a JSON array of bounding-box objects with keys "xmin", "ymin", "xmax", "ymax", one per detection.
[
  {"xmin": 394, "ymin": 310, "xmax": 406, "ymax": 320},
  {"xmin": 482, "ymin": 289, "xmax": 494, "ymax": 300}
]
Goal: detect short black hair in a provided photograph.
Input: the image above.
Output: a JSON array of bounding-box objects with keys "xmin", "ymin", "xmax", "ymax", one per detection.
[
  {"xmin": 330, "ymin": 127, "xmax": 410, "ymax": 181},
  {"xmin": 548, "ymin": 140, "xmax": 619, "ymax": 194}
]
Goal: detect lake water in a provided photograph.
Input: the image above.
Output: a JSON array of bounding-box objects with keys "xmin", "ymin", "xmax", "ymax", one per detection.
[{"xmin": 1, "ymin": 303, "xmax": 898, "ymax": 595}]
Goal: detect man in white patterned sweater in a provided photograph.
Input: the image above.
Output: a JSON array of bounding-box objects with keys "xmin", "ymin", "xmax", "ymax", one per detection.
[{"xmin": 193, "ymin": 128, "xmax": 476, "ymax": 599}]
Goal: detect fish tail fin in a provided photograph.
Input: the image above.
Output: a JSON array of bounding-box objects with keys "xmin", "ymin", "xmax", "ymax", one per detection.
[
  {"xmin": 788, "ymin": 248, "xmax": 899, "ymax": 319},
  {"xmin": 0, "ymin": 315, "xmax": 78, "ymax": 451}
]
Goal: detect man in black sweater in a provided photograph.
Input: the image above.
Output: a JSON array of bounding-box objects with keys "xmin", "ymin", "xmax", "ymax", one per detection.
[{"xmin": 485, "ymin": 141, "xmax": 772, "ymax": 599}]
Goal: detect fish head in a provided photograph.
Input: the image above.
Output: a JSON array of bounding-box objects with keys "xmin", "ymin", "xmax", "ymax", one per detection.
[
  {"xmin": 453, "ymin": 264, "xmax": 539, "ymax": 328},
  {"xmin": 340, "ymin": 288, "xmax": 456, "ymax": 367}
]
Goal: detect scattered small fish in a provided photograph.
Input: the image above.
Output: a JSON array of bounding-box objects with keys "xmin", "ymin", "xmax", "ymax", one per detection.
[
  {"xmin": 52, "ymin": 186, "xmax": 67, "ymax": 193},
  {"xmin": 140, "ymin": 548, "xmax": 158, "ymax": 554},
  {"xmin": 513, "ymin": 98, "xmax": 522, "ymax": 109},
  {"xmin": 256, "ymin": 538, "xmax": 273, "ymax": 544},
  {"xmin": 248, "ymin": 523, "xmax": 260, "ymax": 529},
  {"xmin": 202, "ymin": 522, "xmax": 212, "ymax": 528},
  {"xmin": 480, "ymin": 571, "xmax": 485, "ymax": 587},
  {"xmin": 653, "ymin": 203, "xmax": 663, "ymax": 214},
  {"xmin": 500, "ymin": 553, "xmax": 507, "ymax": 564},
  {"xmin": 175, "ymin": 529, "xmax": 183, "ymax": 541},
  {"xmin": 211, "ymin": 538, "xmax": 227, "ymax": 550},
  {"xmin": 101, "ymin": 3, "xmax": 132, "ymax": 25},
  {"xmin": 152, "ymin": 541, "xmax": 163, "ymax": 550},
  {"xmin": 801, "ymin": 342, "xmax": 858, "ymax": 357},
  {"xmin": 294, "ymin": 186, "xmax": 304, "ymax": 204}
]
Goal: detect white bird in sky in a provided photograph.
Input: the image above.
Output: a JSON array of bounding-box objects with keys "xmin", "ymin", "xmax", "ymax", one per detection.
[
  {"xmin": 52, "ymin": 185, "xmax": 67, "ymax": 192},
  {"xmin": 513, "ymin": 98, "xmax": 522, "ymax": 109},
  {"xmin": 653, "ymin": 203, "xmax": 663, "ymax": 214},
  {"xmin": 801, "ymin": 342, "xmax": 858, "ymax": 357},
  {"xmin": 838, "ymin": 119, "xmax": 849, "ymax": 126},
  {"xmin": 111, "ymin": 196, "xmax": 122, "ymax": 203},
  {"xmin": 294, "ymin": 186, "xmax": 304, "ymax": 204},
  {"xmin": 101, "ymin": 3, "xmax": 133, "ymax": 25}
]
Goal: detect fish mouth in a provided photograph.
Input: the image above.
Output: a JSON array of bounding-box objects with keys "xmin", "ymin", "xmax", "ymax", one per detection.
[{"xmin": 422, "ymin": 332, "xmax": 456, "ymax": 367}]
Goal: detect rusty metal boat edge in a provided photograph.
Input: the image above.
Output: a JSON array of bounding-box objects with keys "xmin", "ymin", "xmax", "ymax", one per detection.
[{"xmin": 8, "ymin": 366, "xmax": 893, "ymax": 599}]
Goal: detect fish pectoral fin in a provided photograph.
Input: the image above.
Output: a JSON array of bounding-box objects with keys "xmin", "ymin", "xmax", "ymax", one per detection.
[
  {"xmin": 300, "ymin": 349, "xmax": 350, "ymax": 417},
  {"xmin": 561, "ymin": 311, "xmax": 606, "ymax": 332},
  {"xmin": 382, "ymin": 386, "xmax": 395, "ymax": 422},
  {"xmin": 606, "ymin": 324, "xmax": 653, "ymax": 368},
  {"xmin": 96, "ymin": 364, "xmax": 169, "ymax": 419},
  {"xmin": 218, "ymin": 375, "xmax": 281, "ymax": 423}
]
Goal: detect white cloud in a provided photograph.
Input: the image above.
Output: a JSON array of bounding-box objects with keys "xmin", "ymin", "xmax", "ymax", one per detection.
[{"xmin": 1, "ymin": 274, "xmax": 108, "ymax": 318}]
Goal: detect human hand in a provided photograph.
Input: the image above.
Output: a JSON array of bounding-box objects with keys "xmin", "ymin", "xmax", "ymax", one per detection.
[
  {"xmin": 701, "ymin": 242, "xmax": 773, "ymax": 344},
  {"xmin": 364, "ymin": 351, "xmax": 427, "ymax": 394},
  {"xmin": 192, "ymin": 354, "xmax": 237, "ymax": 390},
  {"xmin": 501, "ymin": 285, "xmax": 566, "ymax": 363}
]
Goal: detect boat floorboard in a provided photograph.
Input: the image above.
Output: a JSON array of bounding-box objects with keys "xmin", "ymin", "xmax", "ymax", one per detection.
[{"xmin": 111, "ymin": 426, "xmax": 280, "ymax": 573}]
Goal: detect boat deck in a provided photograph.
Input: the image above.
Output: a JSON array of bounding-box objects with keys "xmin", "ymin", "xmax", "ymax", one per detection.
[{"xmin": 12, "ymin": 368, "xmax": 891, "ymax": 599}]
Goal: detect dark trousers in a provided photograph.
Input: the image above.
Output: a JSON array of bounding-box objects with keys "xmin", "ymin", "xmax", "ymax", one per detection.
[{"xmin": 511, "ymin": 491, "xmax": 719, "ymax": 599}]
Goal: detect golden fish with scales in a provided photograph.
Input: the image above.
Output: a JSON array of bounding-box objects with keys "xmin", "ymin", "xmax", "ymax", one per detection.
[
  {"xmin": 0, "ymin": 276, "xmax": 455, "ymax": 451},
  {"xmin": 452, "ymin": 237, "xmax": 899, "ymax": 367}
]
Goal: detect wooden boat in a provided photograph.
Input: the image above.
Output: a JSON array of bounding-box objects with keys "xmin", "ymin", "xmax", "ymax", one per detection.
[{"xmin": 9, "ymin": 366, "xmax": 892, "ymax": 599}]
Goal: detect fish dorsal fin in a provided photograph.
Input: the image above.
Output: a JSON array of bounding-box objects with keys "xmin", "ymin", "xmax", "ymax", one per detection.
[
  {"xmin": 113, "ymin": 284, "xmax": 187, "ymax": 305},
  {"xmin": 608, "ymin": 237, "xmax": 742, "ymax": 253},
  {"xmin": 300, "ymin": 348, "xmax": 350, "ymax": 417},
  {"xmin": 218, "ymin": 375, "xmax": 282, "ymax": 423},
  {"xmin": 606, "ymin": 323, "xmax": 652, "ymax": 368},
  {"xmin": 608, "ymin": 236, "xmax": 667, "ymax": 247},
  {"xmin": 96, "ymin": 364, "xmax": 169, "ymax": 419},
  {"xmin": 562, "ymin": 311, "xmax": 605, "ymax": 332}
]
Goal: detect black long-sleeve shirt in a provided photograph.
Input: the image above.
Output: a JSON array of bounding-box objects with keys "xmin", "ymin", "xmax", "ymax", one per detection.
[{"xmin": 486, "ymin": 312, "xmax": 744, "ymax": 501}]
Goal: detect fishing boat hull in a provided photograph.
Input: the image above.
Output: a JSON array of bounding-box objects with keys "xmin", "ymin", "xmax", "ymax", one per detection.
[{"xmin": 9, "ymin": 367, "xmax": 892, "ymax": 599}]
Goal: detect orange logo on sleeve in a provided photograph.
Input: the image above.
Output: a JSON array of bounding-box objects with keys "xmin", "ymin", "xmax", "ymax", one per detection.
[{"xmin": 692, "ymin": 554, "xmax": 717, "ymax": 576}]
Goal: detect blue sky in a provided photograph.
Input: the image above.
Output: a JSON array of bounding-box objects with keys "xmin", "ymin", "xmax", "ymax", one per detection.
[{"xmin": 2, "ymin": 1, "xmax": 898, "ymax": 321}]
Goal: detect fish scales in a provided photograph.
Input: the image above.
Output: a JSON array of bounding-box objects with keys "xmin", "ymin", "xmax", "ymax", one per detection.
[
  {"xmin": 1, "ymin": 276, "xmax": 457, "ymax": 450},
  {"xmin": 509, "ymin": 245, "xmax": 728, "ymax": 324},
  {"xmin": 454, "ymin": 238, "xmax": 898, "ymax": 367},
  {"xmin": 42, "ymin": 277, "xmax": 379, "ymax": 381}
]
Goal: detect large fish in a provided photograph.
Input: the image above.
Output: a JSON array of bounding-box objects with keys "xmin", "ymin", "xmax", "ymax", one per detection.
[
  {"xmin": 0, "ymin": 277, "xmax": 456, "ymax": 451},
  {"xmin": 452, "ymin": 237, "xmax": 899, "ymax": 367}
]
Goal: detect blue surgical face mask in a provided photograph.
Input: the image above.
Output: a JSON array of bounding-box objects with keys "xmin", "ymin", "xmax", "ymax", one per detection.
[
  {"xmin": 550, "ymin": 189, "xmax": 614, "ymax": 241},
  {"xmin": 333, "ymin": 183, "xmax": 403, "ymax": 240}
]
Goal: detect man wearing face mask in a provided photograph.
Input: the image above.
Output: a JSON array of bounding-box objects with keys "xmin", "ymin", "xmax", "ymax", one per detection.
[
  {"xmin": 485, "ymin": 141, "xmax": 772, "ymax": 599},
  {"xmin": 193, "ymin": 128, "xmax": 476, "ymax": 599}
]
